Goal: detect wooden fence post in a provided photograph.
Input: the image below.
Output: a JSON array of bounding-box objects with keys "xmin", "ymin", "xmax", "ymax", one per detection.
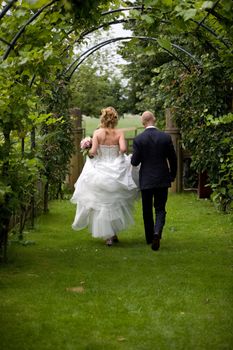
[
  {"xmin": 165, "ymin": 108, "xmax": 182, "ymax": 193},
  {"xmin": 67, "ymin": 108, "xmax": 85, "ymax": 191}
]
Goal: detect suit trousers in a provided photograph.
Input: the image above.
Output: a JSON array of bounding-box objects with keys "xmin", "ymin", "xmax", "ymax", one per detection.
[{"xmin": 141, "ymin": 187, "xmax": 168, "ymax": 244}]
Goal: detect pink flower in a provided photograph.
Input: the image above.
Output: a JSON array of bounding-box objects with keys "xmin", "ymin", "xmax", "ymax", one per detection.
[
  {"xmin": 80, "ymin": 136, "xmax": 92, "ymax": 157},
  {"xmin": 80, "ymin": 136, "xmax": 92, "ymax": 150}
]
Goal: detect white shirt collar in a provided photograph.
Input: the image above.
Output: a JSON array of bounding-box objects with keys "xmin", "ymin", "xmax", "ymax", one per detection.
[{"xmin": 145, "ymin": 126, "xmax": 156, "ymax": 129}]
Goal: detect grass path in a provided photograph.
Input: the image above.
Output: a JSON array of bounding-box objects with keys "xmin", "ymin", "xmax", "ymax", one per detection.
[{"xmin": 0, "ymin": 194, "xmax": 232, "ymax": 350}]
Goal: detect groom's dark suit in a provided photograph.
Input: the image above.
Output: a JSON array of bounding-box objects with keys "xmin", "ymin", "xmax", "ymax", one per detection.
[{"xmin": 131, "ymin": 127, "xmax": 177, "ymax": 246}]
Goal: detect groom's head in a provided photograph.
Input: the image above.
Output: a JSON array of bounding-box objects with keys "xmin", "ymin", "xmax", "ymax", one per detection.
[{"xmin": 141, "ymin": 111, "xmax": 156, "ymax": 127}]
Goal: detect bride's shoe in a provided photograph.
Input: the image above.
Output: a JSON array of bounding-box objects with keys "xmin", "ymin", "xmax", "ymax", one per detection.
[{"xmin": 106, "ymin": 238, "xmax": 113, "ymax": 246}]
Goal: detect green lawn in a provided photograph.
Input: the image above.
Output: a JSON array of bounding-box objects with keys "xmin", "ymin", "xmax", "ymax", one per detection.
[
  {"xmin": 83, "ymin": 114, "xmax": 143, "ymax": 137},
  {"xmin": 0, "ymin": 193, "xmax": 233, "ymax": 350}
]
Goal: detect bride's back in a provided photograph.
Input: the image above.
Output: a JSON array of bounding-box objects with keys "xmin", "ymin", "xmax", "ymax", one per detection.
[
  {"xmin": 96, "ymin": 127, "xmax": 121, "ymax": 146},
  {"xmin": 89, "ymin": 107, "xmax": 126, "ymax": 155}
]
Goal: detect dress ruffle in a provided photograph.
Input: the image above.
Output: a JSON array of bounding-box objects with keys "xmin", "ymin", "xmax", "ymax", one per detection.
[{"xmin": 71, "ymin": 146, "xmax": 138, "ymax": 239}]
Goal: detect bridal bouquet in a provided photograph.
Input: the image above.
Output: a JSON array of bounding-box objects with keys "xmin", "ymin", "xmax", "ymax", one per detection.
[{"xmin": 80, "ymin": 136, "xmax": 92, "ymax": 157}]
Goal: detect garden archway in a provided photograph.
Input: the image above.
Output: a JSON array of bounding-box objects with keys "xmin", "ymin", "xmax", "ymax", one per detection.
[{"xmin": 0, "ymin": 0, "xmax": 232, "ymax": 261}]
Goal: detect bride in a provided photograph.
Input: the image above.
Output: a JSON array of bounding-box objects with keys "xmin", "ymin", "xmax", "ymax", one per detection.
[{"xmin": 70, "ymin": 107, "xmax": 138, "ymax": 246}]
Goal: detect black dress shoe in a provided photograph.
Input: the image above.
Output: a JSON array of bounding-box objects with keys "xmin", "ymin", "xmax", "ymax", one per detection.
[{"xmin": 151, "ymin": 234, "xmax": 160, "ymax": 251}]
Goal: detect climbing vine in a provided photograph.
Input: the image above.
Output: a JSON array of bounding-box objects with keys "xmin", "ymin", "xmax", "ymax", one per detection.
[{"xmin": 0, "ymin": 0, "xmax": 232, "ymax": 261}]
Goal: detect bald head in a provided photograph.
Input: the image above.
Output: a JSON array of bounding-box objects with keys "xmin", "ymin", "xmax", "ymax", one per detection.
[{"xmin": 141, "ymin": 111, "xmax": 156, "ymax": 127}]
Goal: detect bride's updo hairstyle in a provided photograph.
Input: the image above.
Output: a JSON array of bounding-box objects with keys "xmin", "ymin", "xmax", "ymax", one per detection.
[{"xmin": 100, "ymin": 107, "xmax": 118, "ymax": 129}]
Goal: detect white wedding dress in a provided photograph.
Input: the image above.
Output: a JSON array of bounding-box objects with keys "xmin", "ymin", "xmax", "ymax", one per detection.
[{"xmin": 71, "ymin": 145, "xmax": 139, "ymax": 239}]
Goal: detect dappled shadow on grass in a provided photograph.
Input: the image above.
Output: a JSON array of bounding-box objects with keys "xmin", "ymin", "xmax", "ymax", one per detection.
[
  {"xmin": 92, "ymin": 237, "xmax": 146, "ymax": 249},
  {"xmin": 6, "ymin": 227, "xmax": 221, "ymax": 269},
  {"xmin": 2, "ymin": 196, "xmax": 233, "ymax": 350}
]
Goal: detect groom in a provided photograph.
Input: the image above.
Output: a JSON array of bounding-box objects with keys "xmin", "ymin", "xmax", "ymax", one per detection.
[{"xmin": 131, "ymin": 111, "xmax": 177, "ymax": 251}]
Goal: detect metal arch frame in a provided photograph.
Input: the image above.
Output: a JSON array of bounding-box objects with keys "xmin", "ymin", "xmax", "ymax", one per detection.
[
  {"xmin": 63, "ymin": 5, "xmax": 229, "ymax": 56},
  {"xmin": 0, "ymin": 0, "xmax": 17, "ymax": 21},
  {"xmin": 66, "ymin": 35, "xmax": 203, "ymax": 81},
  {"xmin": 62, "ymin": 18, "xmax": 134, "ymax": 55},
  {"xmin": 0, "ymin": 37, "xmax": 11, "ymax": 46},
  {"xmin": 100, "ymin": 6, "xmax": 230, "ymax": 49},
  {"xmin": 100, "ymin": 5, "xmax": 148, "ymax": 16},
  {"xmin": 0, "ymin": 0, "xmax": 17, "ymax": 48},
  {"xmin": 191, "ymin": 18, "xmax": 230, "ymax": 49},
  {"xmin": 59, "ymin": 4, "xmax": 230, "ymax": 68},
  {"xmin": 62, "ymin": 17, "xmax": 170, "ymax": 55},
  {"xmin": 2, "ymin": 0, "xmax": 56, "ymax": 60},
  {"xmin": 1, "ymin": 3, "xmax": 230, "ymax": 61},
  {"xmin": 196, "ymin": 0, "xmax": 221, "ymax": 28},
  {"xmin": 192, "ymin": 0, "xmax": 231, "ymax": 49},
  {"xmin": 0, "ymin": 1, "xmax": 230, "ymax": 87}
]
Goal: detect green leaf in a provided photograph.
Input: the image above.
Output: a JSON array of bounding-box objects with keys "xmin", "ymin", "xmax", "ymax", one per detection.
[
  {"xmin": 157, "ymin": 38, "xmax": 172, "ymax": 52},
  {"xmin": 144, "ymin": 0, "xmax": 159, "ymax": 5},
  {"xmin": 220, "ymin": 187, "xmax": 226, "ymax": 195},
  {"xmin": 162, "ymin": 0, "xmax": 173, "ymax": 6},
  {"xmin": 141, "ymin": 14, "xmax": 154, "ymax": 25},
  {"xmin": 201, "ymin": 1, "xmax": 214, "ymax": 10},
  {"xmin": 15, "ymin": 9, "xmax": 27, "ymax": 18},
  {"xmin": 22, "ymin": 0, "xmax": 50, "ymax": 8},
  {"xmin": 145, "ymin": 49, "xmax": 156, "ymax": 56},
  {"xmin": 183, "ymin": 9, "xmax": 197, "ymax": 21},
  {"xmin": 43, "ymin": 49, "xmax": 53, "ymax": 61},
  {"xmin": 129, "ymin": 9, "xmax": 141, "ymax": 18}
]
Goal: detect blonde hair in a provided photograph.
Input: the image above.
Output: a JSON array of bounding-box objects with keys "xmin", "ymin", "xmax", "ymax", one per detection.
[{"xmin": 100, "ymin": 107, "xmax": 118, "ymax": 129}]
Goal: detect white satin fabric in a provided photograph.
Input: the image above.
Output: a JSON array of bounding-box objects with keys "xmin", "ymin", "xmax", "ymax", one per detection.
[{"xmin": 71, "ymin": 145, "xmax": 138, "ymax": 239}]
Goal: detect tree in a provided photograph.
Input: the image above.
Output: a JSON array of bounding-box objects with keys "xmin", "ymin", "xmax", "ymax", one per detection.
[
  {"xmin": 0, "ymin": 0, "xmax": 115, "ymax": 260},
  {"xmin": 69, "ymin": 59, "xmax": 129, "ymax": 116},
  {"xmin": 120, "ymin": 0, "xmax": 233, "ymax": 210}
]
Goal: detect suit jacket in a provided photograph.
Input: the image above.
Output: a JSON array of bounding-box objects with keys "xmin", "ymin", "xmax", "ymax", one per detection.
[{"xmin": 131, "ymin": 127, "xmax": 177, "ymax": 190}]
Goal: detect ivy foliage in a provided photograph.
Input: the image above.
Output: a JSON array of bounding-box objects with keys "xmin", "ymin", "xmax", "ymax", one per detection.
[
  {"xmin": 0, "ymin": 0, "xmax": 233, "ymax": 261},
  {"xmin": 0, "ymin": 0, "xmax": 114, "ymax": 258},
  {"xmin": 120, "ymin": 0, "xmax": 233, "ymax": 211}
]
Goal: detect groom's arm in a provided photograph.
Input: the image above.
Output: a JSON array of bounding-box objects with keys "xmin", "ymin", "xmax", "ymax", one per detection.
[{"xmin": 131, "ymin": 139, "xmax": 141, "ymax": 166}]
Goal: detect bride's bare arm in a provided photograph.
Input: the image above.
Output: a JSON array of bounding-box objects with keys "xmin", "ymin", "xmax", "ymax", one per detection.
[
  {"xmin": 119, "ymin": 130, "xmax": 126, "ymax": 153},
  {"xmin": 89, "ymin": 131, "xmax": 99, "ymax": 156}
]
